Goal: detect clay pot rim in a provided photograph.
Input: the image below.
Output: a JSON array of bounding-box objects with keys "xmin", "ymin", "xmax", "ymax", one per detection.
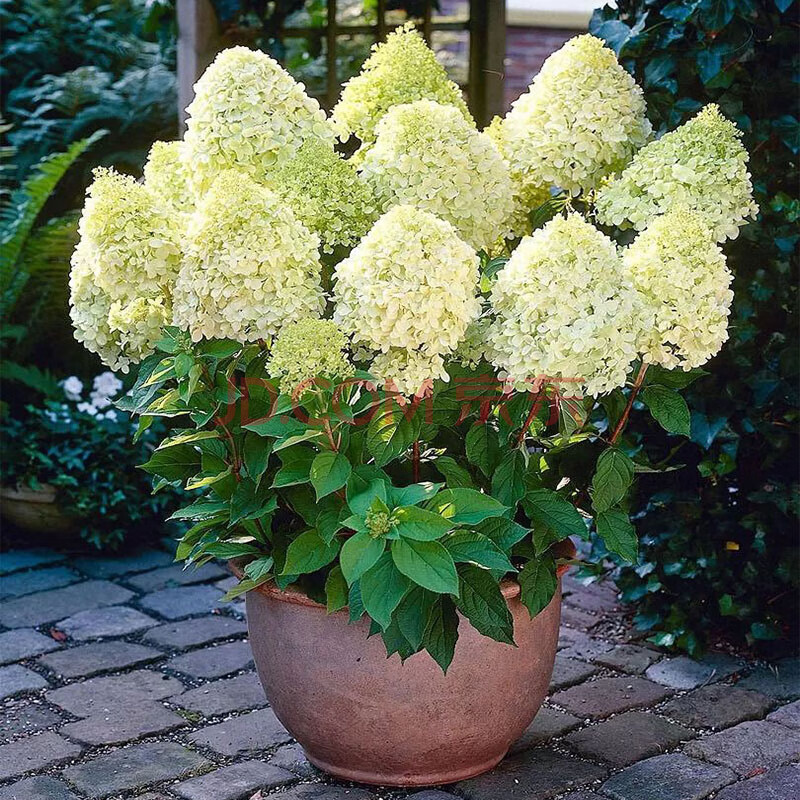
[
  {"xmin": 230, "ymin": 537, "xmax": 577, "ymax": 610},
  {"xmin": 0, "ymin": 483, "xmax": 59, "ymax": 504}
]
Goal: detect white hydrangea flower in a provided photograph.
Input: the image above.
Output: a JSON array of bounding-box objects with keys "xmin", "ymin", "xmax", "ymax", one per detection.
[
  {"xmin": 143, "ymin": 140, "xmax": 194, "ymax": 216},
  {"xmin": 595, "ymin": 104, "xmax": 758, "ymax": 241},
  {"xmin": 369, "ymin": 348, "xmax": 448, "ymax": 396},
  {"xmin": 183, "ymin": 46, "xmax": 335, "ymax": 194},
  {"xmin": 624, "ymin": 206, "xmax": 733, "ymax": 370},
  {"xmin": 492, "ymin": 34, "xmax": 651, "ymax": 196},
  {"xmin": 488, "ymin": 214, "xmax": 642, "ymax": 396},
  {"xmin": 108, "ymin": 296, "xmax": 172, "ymax": 365},
  {"xmin": 61, "ymin": 376, "xmax": 83, "ymax": 401},
  {"xmin": 92, "ymin": 371, "xmax": 123, "ymax": 399},
  {"xmin": 331, "ymin": 22, "xmax": 472, "ymax": 147},
  {"xmin": 453, "ymin": 316, "xmax": 494, "ymax": 370},
  {"xmin": 173, "ymin": 170, "xmax": 325, "ymax": 343},
  {"xmin": 358, "ymin": 100, "xmax": 515, "ymax": 252},
  {"xmin": 333, "ymin": 205, "xmax": 481, "ymax": 361}
]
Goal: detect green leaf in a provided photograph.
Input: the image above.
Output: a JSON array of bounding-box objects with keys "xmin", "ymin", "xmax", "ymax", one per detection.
[
  {"xmin": 168, "ymin": 499, "xmax": 228, "ymax": 521},
  {"xmin": 366, "ymin": 404, "xmax": 419, "ymax": 467},
  {"xmin": 475, "ymin": 517, "xmax": 529, "ymax": 553},
  {"xmin": 388, "ymin": 482, "xmax": 443, "ymax": 507},
  {"xmin": 645, "ymin": 365, "xmax": 708, "ymax": 389},
  {"xmin": 204, "ymin": 541, "xmax": 262, "ymax": 559},
  {"xmin": 456, "ymin": 563, "xmax": 514, "ymax": 645},
  {"xmin": 465, "ymin": 424, "xmax": 499, "ymax": 477},
  {"xmin": 271, "ymin": 451, "xmax": 315, "ymax": 488},
  {"xmin": 444, "ymin": 531, "xmax": 516, "ymax": 573},
  {"xmin": 395, "ymin": 586, "xmax": 437, "ymax": 649},
  {"xmin": 243, "ymin": 414, "xmax": 306, "ymax": 439},
  {"xmin": 380, "ymin": 618, "xmax": 415, "ymax": 660},
  {"xmin": 348, "ymin": 581, "xmax": 365, "ymax": 622},
  {"xmin": 346, "ymin": 472, "xmax": 388, "ymax": 516},
  {"xmin": 392, "ymin": 506, "xmax": 453, "ymax": 541},
  {"xmin": 640, "ymin": 385, "xmax": 691, "ymax": 437},
  {"xmin": 591, "ymin": 449, "xmax": 634, "ymax": 512},
  {"xmin": 596, "ymin": 509, "xmax": 639, "ymax": 563},
  {"xmin": 518, "ymin": 555, "xmax": 557, "ymax": 618},
  {"xmin": 156, "ymin": 430, "xmax": 220, "ymax": 450},
  {"xmin": 360, "ymin": 553, "xmax": 409, "ymax": 628},
  {"xmin": 229, "ymin": 479, "xmax": 277, "ymax": 525},
  {"xmin": 281, "ymin": 530, "xmax": 340, "ymax": 575},
  {"xmin": 199, "ymin": 339, "xmax": 241, "ymax": 359},
  {"xmin": 140, "ymin": 444, "xmax": 200, "ymax": 483},
  {"xmin": 491, "ymin": 450, "xmax": 527, "ymax": 507},
  {"xmin": 310, "ymin": 451, "xmax": 352, "ymax": 500},
  {"xmin": 434, "ymin": 456, "xmax": 475, "ymax": 488},
  {"xmin": 391, "ymin": 538, "xmax": 459, "ymax": 595},
  {"xmin": 340, "ymin": 531, "xmax": 386, "ymax": 584},
  {"xmin": 325, "ymin": 566, "xmax": 349, "ymax": 613},
  {"xmin": 244, "ymin": 556, "xmax": 274, "ymax": 582},
  {"xmin": 242, "ymin": 432, "xmax": 272, "ymax": 480},
  {"xmin": 426, "ymin": 488, "xmax": 507, "ymax": 525},
  {"xmin": 523, "ymin": 489, "xmax": 587, "ymax": 540},
  {"xmin": 422, "ymin": 596, "xmax": 459, "ymax": 673}
]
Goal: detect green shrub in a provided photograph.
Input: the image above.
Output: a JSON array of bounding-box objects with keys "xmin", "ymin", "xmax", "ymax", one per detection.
[{"xmin": 590, "ymin": 0, "xmax": 799, "ymax": 654}]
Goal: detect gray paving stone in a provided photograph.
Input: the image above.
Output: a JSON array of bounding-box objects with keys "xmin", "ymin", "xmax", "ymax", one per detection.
[
  {"xmin": 0, "ymin": 566, "xmax": 80, "ymax": 599},
  {"xmin": 594, "ymin": 644, "xmax": 661, "ymax": 674},
  {"xmin": 0, "ymin": 776, "xmax": 80, "ymax": 800},
  {"xmin": 142, "ymin": 615, "xmax": 247, "ymax": 650},
  {"xmin": 269, "ymin": 742, "xmax": 318, "ymax": 778},
  {"xmin": 0, "ymin": 732, "xmax": 83, "ymax": 780},
  {"xmin": 683, "ymin": 719, "xmax": 800, "ymax": 776},
  {"xmin": 215, "ymin": 576, "xmax": 238, "ymax": 592},
  {"xmin": 60, "ymin": 701, "xmax": 186, "ymax": 745},
  {"xmin": 738, "ymin": 657, "xmax": 800, "ymax": 700},
  {"xmin": 173, "ymin": 760, "xmax": 294, "ymax": 800},
  {"xmin": 560, "ymin": 793, "xmax": 606, "ymax": 800},
  {"xmin": 565, "ymin": 711, "xmax": 693, "ymax": 766},
  {"xmin": 47, "ymin": 669, "xmax": 183, "ymax": 716},
  {"xmin": 661, "ymin": 685, "xmax": 772, "ymax": 730},
  {"xmin": 561, "ymin": 606, "xmax": 599, "ymax": 631},
  {"xmin": 0, "ymin": 580, "xmax": 133, "ymax": 628},
  {"xmin": 550, "ymin": 655, "xmax": 598, "ymax": 691},
  {"xmin": 127, "ymin": 562, "xmax": 228, "ymax": 593},
  {"xmin": 167, "ymin": 641, "xmax": 253, "ymax": 679},
  {"xmin": 509, "ymin": 707, "xmax": 582, "ymax": 754},
  {"xmin": 767, "ymin": 699, "xmax": 800, "ymax": 729},
  {"xmin": 716, "ymin": 763, "xmax": 800, "ymax": 800},
  {"xmin": 455, "ymin": 748, "xmax": 606, "ymax": 799},
  {"xmin": 0, "ymin": 665, "xmax": 48, "ymax": 699},
  {"xmin": 270, "ymin": 787, "xmax": 374, "ymax": 800},
  {"xmin": 0, "ymin": 628, "xmax": 61, "ymax": 665},
  {"xmin": 551, "ymin": 676, "xmax": 671, "ymax": 719},
  {"xmin": 600, "ymin": 753, "xmax": 735, "ymax": 800},
  {"xmin": 39, "ymin": 640, "xmax": 163, "ymax": 678},
  {"xmin": 0, "ymin": 550, "xmax": 63, "ymax": 575},
  {"xmin": 558, "ymin": 636, "xmax": 614, "ymax": 662},
  {"xmin": 62, "ymin": 740, "xmax": 208, "ymax": 799},
  {"xmin": 72, "ymin": 549, "xmax": 172, "ymax": 579},
  {"xmin": 0, "ymin": 701, "xmax": 62, "ymax": 742},
  {"xmin": 188, "ymin": 708, "xmax": 291, "ymax": 755},
  {"xmin": 56, "ymin": 605, "xmax": 159, "ymax": 640},
  {"xmin": 171, "ymin": 672, "xmax": 266, "ymax": 716},
  {"xmin": 562, "ymin": 577, "xmax": 619, "ymax": 614},
  {"xmin": 139, "ymin": 585, "xmax": 223, "ymax": 620},
  {"xmin": 406, "ymin": 793, "xmax": 461, "ymax": 800},
  {"xmin": 558, "ymin": 627, "xmax": 591, "ymax": 651},
  {"xmin": 645, "ymin": 653, "xmax": 742, "ymax": 690}
]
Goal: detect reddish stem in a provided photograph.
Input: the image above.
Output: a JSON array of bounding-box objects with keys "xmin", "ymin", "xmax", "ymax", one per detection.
[
  {"xmin": 412, "ymin": 441, "xmax": 420, "ymax": 482},
  {"xmin": 609, "ymin": 363, "xmax": 649, "ymax": 446},
  {"xmin": 515, "ymin": 389, "xmax": 545, "ymax": 448}
]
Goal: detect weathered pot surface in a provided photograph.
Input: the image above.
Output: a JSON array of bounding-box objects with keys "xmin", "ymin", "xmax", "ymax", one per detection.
[
  {"xmin": 0, "ymin": 483, "xmax": 78, "ymax": 536},
  {"xmin": 234, "ymin": 539, "xmax": 575, "ymax": 786}
]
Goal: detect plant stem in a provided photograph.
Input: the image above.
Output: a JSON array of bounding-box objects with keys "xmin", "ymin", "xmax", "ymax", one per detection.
[
  {"xmin": 515, "ymin": 389, "xmax": 545, "ymax": 449},
  {"xmin": 609, "ymin": 363, "xmax": 649, "ymax": 446},
  {"xmin": 412, "ymin": 440, "xmax": 420, "ymax": 482}
]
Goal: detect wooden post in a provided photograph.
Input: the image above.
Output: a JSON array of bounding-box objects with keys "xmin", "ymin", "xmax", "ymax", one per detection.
[{"xmin": 469, "ymin": 0, "xmax": 506, "ymax": 128}]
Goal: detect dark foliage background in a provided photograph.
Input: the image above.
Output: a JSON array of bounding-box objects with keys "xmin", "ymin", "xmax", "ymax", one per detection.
[{"xmin": 590, "ymin": 0, "xmax": 799, "ymax": 655}]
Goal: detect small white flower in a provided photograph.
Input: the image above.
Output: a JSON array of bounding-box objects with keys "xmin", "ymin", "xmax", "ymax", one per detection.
[
  {"xmin": 92, "ymin": 371, "xmax": 123, "ymax": 399},
  {"xmin": 77, "ymin": 402, "xmax": 99, "ymax": 417},
  {"xmin": 61, "ymin": 376, "xmax": 83, "ymax": 401}
]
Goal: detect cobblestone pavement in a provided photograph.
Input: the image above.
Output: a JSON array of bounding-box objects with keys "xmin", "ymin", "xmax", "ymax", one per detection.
[{"xmin": 1, "ymin": 545, "xmax": 798, "ymax": 800}]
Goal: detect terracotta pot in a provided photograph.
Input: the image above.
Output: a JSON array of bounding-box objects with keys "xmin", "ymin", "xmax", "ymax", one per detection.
[
  {"xmin": 235, "ymin": 539, "xmax": 575, "ymax": 787},
  {"xmin": 0, "ymin": 483, "xmax": 78, "ymax": 536}
]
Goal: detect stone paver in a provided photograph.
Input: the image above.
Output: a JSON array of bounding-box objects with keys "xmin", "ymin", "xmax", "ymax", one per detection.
[
  {"xmin": 558, "ymin": 636, "xmax": 614, "ymax": 662},
  {"xmin": 39, "ymin": 640, "xmax": 163, "ymax": 678},
  {"xmin": 0, "ymin": 776, "xmax": 80, "ymax": 800},
  {"xmin": 62, "ymin": 741, "xmax": 208, "ymax": 799},
  {"xmin": 47, "ymin": 669, "xmax": 183, "ymax": 716},
  {"xmin": 565, "ymin": 711, "xmax": 693, "ymax": 766},
  {"xmin": 269, "ymin": 742, "xmax": 318, "ymax": 778},
  {"xmin": 0, "ymin": 580, "xmax": 133, "ymax": 628},
  {"xmin": 0, "ymin": 665, "xmax": 48, "ymax": 699},
  {"xmin": 661, "ymin": 685, "xmax": 772, "ymax": 730},
  {"xmin": 72, "ymin": 549, "xmax": 172, "ymax": 579},
  {"xmin": 600, "ymin": 753, "xmax": 735, "ymax": 800},
  {"xmin": 561, "ymin": 606, "xmax": 598, "ymax": 631},
  {"xmin": 0, "ymin": 566, "xmax": 80, "ymax": 599},
  {"xmin": 551, "ymin": 676, "xmax": 670, "ymax": 718},
  {"xmin": 167, "ymin": 641, "xmax": 253, "ymax": 679},
  {"xmin": 56, "ymin": 606, "xmax": 159, "ymax": 640},
  {"xmin": 0, "ymin": 549, "xmax": 63, "ymax": 575},
  {"xmin": 271, "ymin": 787, "xmax": 375, "ymax": 800},
  {"xmin": 594, "ymin": 644, "xmax": 661, "ymax": 674},
  {"xmin": 0, "ymin": 732, "xmax": 83, "ymax": 781},
  {"xmin": 456, "ymin": 749, "xmax": 606, "ymax": 799},
  {"xmin": 142, "ymin": 615, "xmax": 247, "ymax": 650},
  {"xmin": 560, "ymin": 793, "xmax": 606, "ymax": 800},
  {"xmin": 767, "ymin": 698, "xmax": 800, "ymax": 729},
  {"xmin": 407, "ymin": 793, "xmax": 461, "ymax": 800},
  {"xmin": 645, "ymin": 653, "xmax": 742, "ymax": 690},
  {"xmin": 0, "ymin": 701, "xmax": 62, "ymax": 742},
  {"xmin": 738, "ymin": 657, "xmax": 800, "ymax": 700},
  {"xmin": 173, "ymin": 760, "xmax": 294, "ymax": 800},
  {"xmin": 683, "ymin": 719, "xmax": 800, "ymax": 776},
  {"xmin": 127, "ymin": 562, "xmax": 228, "ymax": 593},
  {"xmin": 562, "ymin": 576, "xmax": 619, "ymax": 614},
  {"xmin": 139, "ymin": 585, "xmax": 223, "ymax": 620},
  {"xmin": 61, "ymin": 701, "xmax": 186, "ymax": 745},
  {"xmin": 550, "ymin": 655, "xmax": 598, "ymax": 691},
  {"xmin": 716, "ymin": 763, "xmax": 800, "ymax": 800},
  {"xmin": 171, "ymin": 672, "xmax": 266, "ymax": 716},
  {"xmin": 188, "ymin": 708, "xmax": 291, "ymax": 755},
  {"xmin": 0, "ymin": 628, "xmax": 61, "ymax": 665},
  {"xmin": 509, "ymin": 707, "xmax": 581, "ymax": 754}
]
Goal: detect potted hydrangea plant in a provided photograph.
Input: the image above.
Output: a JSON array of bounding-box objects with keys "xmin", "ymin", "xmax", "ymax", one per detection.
[{"xmin": 67, "ymin": 25, "xmax": 756, "ymax": 786}]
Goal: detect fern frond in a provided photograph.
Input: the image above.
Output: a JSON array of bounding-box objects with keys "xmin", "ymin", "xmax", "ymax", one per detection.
[{"xmin": 0, "ymin": 360, "xmax": 62, "ymax": 398}]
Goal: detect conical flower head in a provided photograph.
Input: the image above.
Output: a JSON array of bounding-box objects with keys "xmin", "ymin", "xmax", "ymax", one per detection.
[
  {"xmin": 624, "ymin": 206, "xmax": 733, "ymax": 369},
  {"xmin": 596, "ymin": 104, "xmax": 758, "ymax": 241},
  {"xmin": 184, "ymin": 46, "xmax": 335, "ymax": 194},
  {"xmin": 333, "ymin": 204, "xmax": 481, "ymax": 358},
  {"xmin": 358, "ymin": 100, "xmax": 515, "ymax": 251},
  {"xmin": 331, "ymin": 23, "xmax": 472, "ymax": 147},
  {"xmin": 172, "ymin": 170, "xmax": 325, "ymax": 343},
  {"xmin": 488, "ymin": 214, "xmax": 642, "ymax": 396},
  {"xmin": 143, "ymin": 140, "xmax": 194, "ymax": 217},
  {"xmin": 493, "ymin": 34, "xmax": 651, "ymax": 195}
]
